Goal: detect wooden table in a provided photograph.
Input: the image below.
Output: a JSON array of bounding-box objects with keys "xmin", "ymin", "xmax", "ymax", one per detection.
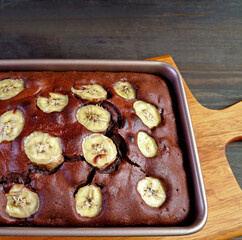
[
  {"xmin": 0, "ymin": 1, "xmax": 241, "ymax": 239},
  {"xmin": 0, "ymin": 0, "xmax": 241, "ymax": 187}
]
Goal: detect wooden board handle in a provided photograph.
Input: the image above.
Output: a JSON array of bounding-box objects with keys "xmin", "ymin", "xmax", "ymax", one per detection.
[
  {"xmin": 147, "ymin": 56, "xmax": 242, "ymax": 240},
  {"xmin": 218, "ymin": 100, "xmax": 242, "ymax": 144}
]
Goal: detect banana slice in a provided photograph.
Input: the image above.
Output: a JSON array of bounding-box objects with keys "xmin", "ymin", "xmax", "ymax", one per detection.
[
  {"xmin": 5, "ymin": 184, "xmax": 39, "ymax": 218},
  {"xmin": 75, "ymin": 185, "xmax": 102, "ymax": 218},
  {"xmin": 82, "ymin": 133, "xmax": 117, "ymax": 168},
  {"xmin": 0, "ymin": 110, "xmax": 24, "ymax": 143},
  {"xmin": 137, "ymin": 177, "xmax": 166, "ymax": 208},
  {"xmin": 76, "ymin": 105, "xmax": 110, "ymax": 132},
  {"xmin": 0, "ymin": 79, "xmax": 25, "ymax": 100},
  {"xmin": 36, "ymin": 92, "xmax": 68, "ymax": 113},
  {"xmin": 24, "ymin": 131, "xmax": 64, "ymax": 170},
  {"xmin": 133, "ymin": 100, "xmax": 161, "ymax": 129},
  {"xmin": 137, "ymin": 131, "xmax": 158, "ymax": 157},
  {"xmin": 71, "ymin": 84, "xmax": 107, "ymax": 102},
  {"xmin": 114, "ymin": 81, "xmax": 136, "ymax": 100}
]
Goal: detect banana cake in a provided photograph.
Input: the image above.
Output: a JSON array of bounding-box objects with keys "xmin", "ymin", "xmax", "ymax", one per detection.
[{"xmin": 0, "ymin": 71, "xmax": 189, "ymax": 226}]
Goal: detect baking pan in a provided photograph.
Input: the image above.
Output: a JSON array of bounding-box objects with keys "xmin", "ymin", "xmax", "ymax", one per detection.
[{"xmin": 0, "ymin": 59, "xmax": 207, "ymax": 236}]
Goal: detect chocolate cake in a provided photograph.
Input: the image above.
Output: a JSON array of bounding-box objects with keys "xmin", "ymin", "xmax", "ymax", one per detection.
[{"xmin": 0, "ymin": 71, "xmax": 189, "ymax": 226}]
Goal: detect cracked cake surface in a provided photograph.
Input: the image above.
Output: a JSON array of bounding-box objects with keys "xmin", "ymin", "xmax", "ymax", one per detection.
[{"xmin": 0, "ymin": 71, "xmax": 189, "ymax": 226}]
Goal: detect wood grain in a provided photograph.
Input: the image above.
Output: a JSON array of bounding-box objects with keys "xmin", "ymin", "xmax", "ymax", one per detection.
[{"xmin": 1, "ymin": 55, "xmax": 241, "ymax": 240}]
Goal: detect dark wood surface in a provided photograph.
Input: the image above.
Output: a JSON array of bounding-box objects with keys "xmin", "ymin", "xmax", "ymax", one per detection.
[{"xmin": 0, "ymin": 1, "xmax": 241, "ymax": 239}]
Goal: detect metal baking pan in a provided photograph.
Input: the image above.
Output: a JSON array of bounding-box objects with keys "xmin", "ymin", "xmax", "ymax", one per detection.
[{"xmin": 0, "ymin": 59, "xmax": 207, "ymax": 236}]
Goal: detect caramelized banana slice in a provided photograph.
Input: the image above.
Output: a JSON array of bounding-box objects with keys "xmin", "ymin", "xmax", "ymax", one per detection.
[
  {"xmin": 0, "ymin": 110, "xmax": 24, "ymax": 143},
  {"xmin": 76, "ymin": 105, "xmax": 110, "ymax": 132},
  {"xmin": 24, "ymin": 131, "xmax": 64, "ymax": 170},
  {"xmin": 82, "ymin": 133, "xmax": 117, "ymax": 168},
  {"xmin": 0, "ymin": 79, "xmax": 25, "ymax": 100},
  {"xmin": 137, "ymin": 131, "xmax": 158, "ymax": 157},
  {"xmin": 114, "ymin": 81, "xmax": 136, "ymax": 100},
  {"xmin": 5, "ymin": 184, "xmax": 39, "ymax": 218},
  {"xmin": 37, "ymin": 92, "xmax": 68, "ymax": 113},
  {"xmin": 133, "ymin": 100, "xmax": 161, "ymax": 129},
  {"xmin": 137, "ymin": 177, "xmax": 166, "ymax": 208},
  {"xmin": 75, "ymin": 185, "xmax": 102, "ymax": 218},
  {"xmin": 71, "ymin": 84, "xmax": 107, "ymax": 102}
]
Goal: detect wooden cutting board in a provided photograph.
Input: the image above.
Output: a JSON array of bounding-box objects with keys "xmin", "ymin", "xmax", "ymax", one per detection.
[{"xmin": 1, "ymin": 55, "xmax": 242, "ymax": 240}]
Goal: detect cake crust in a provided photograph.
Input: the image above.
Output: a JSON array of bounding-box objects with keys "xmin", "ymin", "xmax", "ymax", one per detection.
[{"xmin": 0, "ymin": 71, "xmax": 189, "ymax": 226}]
